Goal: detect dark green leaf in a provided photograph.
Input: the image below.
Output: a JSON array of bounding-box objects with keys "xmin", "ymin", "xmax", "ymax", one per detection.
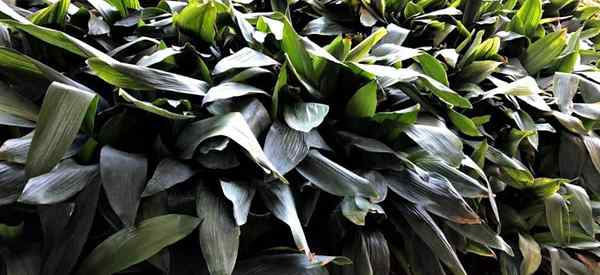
[
  {"xmin": 175, "ymin": 112, "xmax": 286, "ymax": 183},
  {"xmin": 264, "ymin": 122, "xmax": 309, "ymax": 175},
  {"xmin": 26, "ymin": 82, "xmax": 96, "ymax": 177},
  {"xmin": 296, "ymin": 150, "xmax": 379, "ymax": 199},
  {"xmin": 142, "ymin": 158, "xmax": 196, "ymax": 197},
  {"xmin": 196, "ymin": 179, "xmax": 240, "ymax": 275},
  {"xmin": 283, "ymin": 102, "xmax": 329, "ymax": 132},
  {"xmin": 100, "ymin": 146, "xmax": 148, "ymax": 227},
  {"xmin": 76, "ymin": 214, "xmax": 201, "ymax": 275},
  {"xmin": 19, "ymin": 159, "xmax": 98, "ymax": 204}
]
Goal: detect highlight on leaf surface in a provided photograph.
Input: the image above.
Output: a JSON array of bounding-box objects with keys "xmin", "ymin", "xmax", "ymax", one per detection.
[{"xmin": 0, "ymin": 0, "xmax": 598, "ymax": 274}]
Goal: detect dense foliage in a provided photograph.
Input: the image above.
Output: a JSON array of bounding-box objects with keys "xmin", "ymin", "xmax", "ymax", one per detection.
[{"xmin": 0, "ymin": 0, "xmax": 600, "ymax": 274}]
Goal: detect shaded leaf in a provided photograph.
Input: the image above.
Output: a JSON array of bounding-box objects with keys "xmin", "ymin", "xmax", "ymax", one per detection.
[{"xmin": 76, "ymin": 214, "xmax": 201, "ymax": 275}]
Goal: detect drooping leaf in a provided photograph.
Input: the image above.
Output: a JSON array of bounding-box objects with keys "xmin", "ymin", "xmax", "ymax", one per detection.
[
  {"xmin": 220, "ymin": 180, "xmax": 256, "ymax": 226},
  {"xmin": 41, "ymin": 177, "xmax": 101, "ymax": 275},
  {"xmin": 0, "ymin": 162, "xmax": 26, "ymax": 205},
  {"xmin": 118, "ymin": 89, "xmax": 195, "ymax": 120},
  {"xmin": 232, "ymin": 254, "xmax": 348, "ymax": 275},
  {"xmin": 392, "ymin": 200, "xmax": 467, "ymax": 275},
  {"xmin": 405, "ymin": 123, "xmax": 464, "ymax": 167},
  {"xmin": 87, "ymin": 57, "xmax": 209, "ymax": 95},
  {"xmin": 142, "ymin": 158, "xmax": 196, "ymax": 197},
  {"xmin": 175, "ymin": 112, "xmax": 286, "ymax": 183},
  {"xmin": 100, "ymin": 146, "xmax": 148, "ymax": 227},
  {"xmin": 196, "ymin": 179, "xmax": 240, "ymax": 275},
  {"xmin": 19, "ymin": 159, "xmax": 98, "ymax": 204},
  {"xmin": 259, "ymin": 183, "xmax": 311, "ymax": 258},
  {"xmin": 76, "ymin": 214, "xmax": 201, "ymax": 275},
  {"xmin": 203, "ymin": 82, "xmax": 268, "ymax": 105},
  {"xmin": 296, "ymin": 150, "xmax": 379, "ymax": 199},
  {"xmin": 565, "ymin": 183, "xmax": 594, "ymax": 236},
  {"xmin": 264, "ymin": 122, "xmax": 309, "ymax": 175},
  {"xmin": 384, "ymin": 168, "xmax": 481, "ymax": 224},
  {"xmin": 213, "ymin": 47, "xmax": 279, "ymax": 75},
  {"xmin": 283, "ymin": 102, "xmax": 329, "ymax": 132},
  {"xmin": 544, "ymin": 193, "xmax": 569, "ymax": 244},
  {"xmin": 519, "ymin": 234, "xmax": 541, "ymax": 275}
]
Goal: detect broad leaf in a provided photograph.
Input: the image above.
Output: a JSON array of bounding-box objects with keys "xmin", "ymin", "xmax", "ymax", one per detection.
[
  {"xmin": 76, "ymin": 214, "xmax": 201, "ymax": 275},
  {"xmin": 26, "ymin": 82, "xmax": 96, "ymax": 177},
  {"xmin": 19, "ymin": 159, "xmax": 98, "ymax": 204}
]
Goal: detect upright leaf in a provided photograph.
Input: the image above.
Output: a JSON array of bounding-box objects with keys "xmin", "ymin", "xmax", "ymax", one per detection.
[{"xmin": 26, "ymin": 82, "xmax": 96, "ymax": 177}]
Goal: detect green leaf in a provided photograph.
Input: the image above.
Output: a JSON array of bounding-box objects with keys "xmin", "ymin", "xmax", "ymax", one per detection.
[
  {"xmin": 264, "ymin": 122, "xmax": 309, "ymax": 175},
  {"xmin": 220, "ymin": 180, "xmax": 256, "ymax": 226},
  {"xmin": 544, "ymin": 193, "xmax": 569, "ymax": 244},
  {"xmin": 392, "ymin": 201, "xmax": 468, "ymax": 275},
  {"xmin": 523, "ymin": 30, "xmax": 567, "ymax": 74},
  {"xmin": 118, "ymin": 89, "xmax": 195, "ymax": 120},
  {"xmin": 564, "ymin": 183, "xmax": 594, "ymax": 236},
  {"xmin": 0, "ymin": 47, "xmax": 93, "ymax": 93},
  {"xmin": 283, "ymin": 102, "xmax": 329, "ymax": 132},
  {"xmin": 232, "ymin": 254, "xmax": 348, "ymax": 274},
  {"xmin": 448, "ymin": 109, "xmax": 481, "ymax": 137},
  {"xmin": 281, "ymin": 15, "xmax": 315, "ymax": 84},
  {"xmin": 174, "ymin": 0, "xmax": 217, "ymax": 43},
  {"xmin": 0, "ymin": 82, "xmax": 39, "ymax": 122},
  {"xmin": 272, "ymin": 61, "xmax": 288, "ymax": 118},
  {"xmin": 0, "ymin": 20, "xmax": 109, "ymax": 58},
  {"xmin": 0, "ymin": 162, "xmax": 26, "ymax": 205},
  {"xmin": 296, "ymin": 150, "xmax": 380, "ymax": 199},
  {"xmin": 341, "ymin": 196, "xmax": 384, "ymax": 226},
  {"xmin": 384, "ymin": 168, "xmax": 481, "ymax": 224},
  {"xmin": 411, "ymin": 152, "xmax": 488, "ymax": 198},
  {"xmin": 175, "ymin": 112, "xmax": 287, "ymax": 183},
  {"xmin": 213, "ymin": 47, "xmax": 279, "ymax": 75},
  {"xmin": 106, "ymin": 0, "xmax": 140, "ymax": 16},
  {"xmin": 30, "ymin": 0, "xmax": 70, "ymax": 27},
  {"xmin": 26, "ymin": 82, "xmax": 96, "ymax": 177},
  {"xmin": 203, "ymin": 82, "xmax": 268, "ymax": 105},
  {"xmin": 405, "ymin": 123, "xmax": 464, "ymax": 167},
  {"xmin": 346, "ymin": 27, "xmax": 388, "ymax": 62},
  {"xmin": 510, "ymin": 0, "xmax": 542, "ymax": 38},
  {"xmin": 87, "ymin": 57, "xmax": 209, "ymax": 95},
  {"xmin": 483, "ymin": 76, "xmax": 541, "ymax": 98},
  {"xmin": 76, "ymin": 214, "xmax": 200, "ymax": 275},
  {"xmin": 259, "ymin": 183, "xmax": 311, "ymax": 258},
  {"xmin": 446, "ymin": 222, "xmax": 514, "ymax": 255},
  {"xmin": 196, "ymin": 180, "xmax": 240, "ymax": 275},
  {"xmin": 346, "ymin": 81, "xmax": 378, "ymax": 118},
  {"xmin": 142, "ymin": 158, "xmax": 196, "ymax": 197},
  {"xmin": 460, "ymin": 61, "xmax": 501, "ymax": 83},
  {"xmin": 100, "ymin": 146, "xmax": 148, "ymax": 227},
  {"xmin": 41, "ymin": 177, "xmax": 102, "ymax": 275},
  {"xmin": 302, "ymin": 17, "xmax": 353, "ymax": 36},
  {"xmin": 18, "ymin": 159, "xmax": 98, "ymax": 204},
  {"xmin": 414, "ymin": 53, "xmax": 449, "ymax": 86},
  {"xmin": 518, "ymin": 234, "xmax": 542, "ymax": 275}
]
